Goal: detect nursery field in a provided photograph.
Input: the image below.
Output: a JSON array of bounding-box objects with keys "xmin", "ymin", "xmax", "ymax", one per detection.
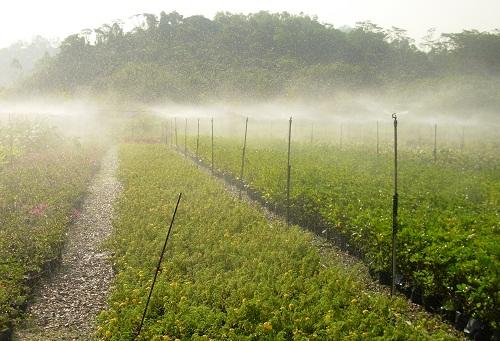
[
  {"xmin": 0, "ymin": 120, "xmax": 101, "ymax": 335},
  {"xmin": 97, "ymin": 144, "xmax": 462, "ymax": 340},
  {"xmin": 185, "ymin": 134, "xmax": 499, "ymax": 330}
]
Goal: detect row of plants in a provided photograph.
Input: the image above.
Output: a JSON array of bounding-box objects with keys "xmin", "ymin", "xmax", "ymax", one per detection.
[
  {"xmin": 0, "ymin": 118, "xmax": 65, "ymax": 165},
  {"xmin": 187, "ymin": 135, "xmax": 499, "ymax": 330},
  {"xmin": 97, "ymin": 143, "xmax": 460, "ymax": 340},
  {"xmin": 0, "ymin": 122, "xmax": 101, "ymax": 335}
]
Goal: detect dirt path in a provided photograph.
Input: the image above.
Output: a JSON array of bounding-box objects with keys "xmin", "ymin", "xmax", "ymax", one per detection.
[{"xmin": 14, "ymin": 147, "xmax": 121, "ymax": 341}]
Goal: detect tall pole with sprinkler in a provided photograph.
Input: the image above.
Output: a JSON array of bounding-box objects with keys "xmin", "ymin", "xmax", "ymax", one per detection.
[
  {"xmin": 211, "ymin": 117, "xmax": 214, "ymax": 174},
  {"xmin": 391, "ymin": 113, "xmax": 399, "ymax": 296},
  {"xmin": 184, "ymin": 118, "xmax": 187, "ymax": 155},
  {"xmin": 433, "ymin": 123, "xmax": 437, "ymax": 162},
  {"xmin": 239, "ymin": 117, "xmax": 249, "ymax": 199},
  {"xmin": 286, "ymin": 117, "xmax": 292, "ymax": 226},
  {"xmin": 196, "ymin": 118, "xmax": 200, "ymax": 159}
]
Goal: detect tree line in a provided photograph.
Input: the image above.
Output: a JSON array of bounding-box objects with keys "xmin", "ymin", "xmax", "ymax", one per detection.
[{"xmin": 21, "ymin": 11, "xmax": 500, "ymax": 103}]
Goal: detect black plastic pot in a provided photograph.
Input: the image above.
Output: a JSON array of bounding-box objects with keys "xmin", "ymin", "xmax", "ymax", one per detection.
[
  {"xmin": 455, "ymin": 311, "xmax": 468, "ymax": 331},
  {"xmin": 0, "ymin": 324, "xmax": 13, "ymax": 341}
]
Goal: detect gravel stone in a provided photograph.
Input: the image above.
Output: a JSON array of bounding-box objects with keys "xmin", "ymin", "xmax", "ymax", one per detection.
[{"xmin": 13, "ymin": 147, "xmax": 122, "ymax": 341}]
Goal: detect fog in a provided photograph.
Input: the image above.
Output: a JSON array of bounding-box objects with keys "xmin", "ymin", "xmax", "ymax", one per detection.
[
  {"xmin": 1, "ymin": 83, "xmax": 499, "ymax": 153},
  {"xmin": 0, "ymin": 97, "xmax": 112, "ymax": 143},
  {"xmin": 147, "ymin": 88, "xmax": 500, "ymax": 150}
]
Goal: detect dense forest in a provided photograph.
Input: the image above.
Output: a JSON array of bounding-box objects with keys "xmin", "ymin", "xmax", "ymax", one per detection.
[{"xmin": 16, "ymin": 11, "xmax": 500, "ymax": 104}]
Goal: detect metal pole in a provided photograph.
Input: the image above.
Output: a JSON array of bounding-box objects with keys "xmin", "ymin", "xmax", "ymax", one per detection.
[
  {"xmin": 184, "ymin": 118, "xmax": 187, "ymax": 156},
  {"xmin": 286, "ymin": 117, "xmax": 292, "ymax": 226},
  {"xmin": 391, "ymin": 113, "xmax": 399, "ymax": 296},
  {"xmin": 433, "ymin": 123, "xmax": 437, "ymax": 162},
  {"xmin": 211, "ymin": 117, "xmax": 214, "ymax": 174},
  {"xmin": 239, "ymin": 117, "xmax": 249, "ymax": 199},
  {"xmin": 196, "ymin": 118, "xmax": 200, "ymax": 159},
  {"xmin": 310, "ymin": 122, "xmax": 314, "ymax": 144},
  {"xmin": 136, "ymin": 193, "xmax": 182, "ymax": 339}
]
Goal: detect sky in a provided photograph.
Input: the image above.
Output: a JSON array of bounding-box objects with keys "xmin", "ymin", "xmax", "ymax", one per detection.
[{"xmin": 1, "ymin": 0, "xmax": 499, "ymax": 48}]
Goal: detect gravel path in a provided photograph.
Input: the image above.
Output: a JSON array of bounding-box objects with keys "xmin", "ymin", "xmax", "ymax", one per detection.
[{"xmin": 14, "ymin": 147, "xmax": 121, "ymax": 341}]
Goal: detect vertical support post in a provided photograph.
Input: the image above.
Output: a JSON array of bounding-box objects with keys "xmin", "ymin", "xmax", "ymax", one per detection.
[
  {"xmin": 391, "ymin": 113, "xmax": 399, "ymax": 296},
  {"xmin": 184, "ymin": 118, "xmax": 187, "ymax": 156},
  {"xmin": 211, "ymin": 117, "xmax": 214, "ymax": 174},
  {"xmin": 196, "ymin": 118, "xmax": 200, "ymax": 159},
  {"xmin": 286, "ymin": 117, "xmax": 292, "ymax": 226},
  {"xmin": 239, "ymin": 117, "xmax": 249, "ymax": 199},
  {"xmin": 377, "ymin": 120, "xmax": 380, "ymax": 156},
  {"xmin": 310, "ymin": 122, "xmax": 314, "ymax": 144},
  {"xmin": 174, "ymin": 117, "xmax": 178, "ymax": 148},
  {"xmin": 433, "ymin": 123, "xmax": 437, "ymax": 161},
  {"xmin": 136, "ymin": 193, "xmax": 182, "ymax": 339}
]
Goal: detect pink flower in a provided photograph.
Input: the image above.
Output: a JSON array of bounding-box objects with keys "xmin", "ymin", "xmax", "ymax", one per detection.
[
  {"xmin": 72, "ymin": 208, "xmax": 81, "ymax": 220},
  {"xmin": 29, "ymin": 203, "xmax": 49, "ymax": 217}
]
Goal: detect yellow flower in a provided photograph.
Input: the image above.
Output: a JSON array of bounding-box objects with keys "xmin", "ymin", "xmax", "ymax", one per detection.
[{"xmin": 263, "ymin": 321, "xmax": 273, "ymax": 331}]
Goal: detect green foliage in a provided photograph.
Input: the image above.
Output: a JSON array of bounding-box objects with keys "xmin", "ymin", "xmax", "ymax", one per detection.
[
  {"xmin": 0, "ymin": 122, "xmax": 101, "ymax": 333},
  {"xmin": 192, "ymin": 136, "xmax": 499, "ymax": 328},
  {"xmin": 22, "ymin": 12, "xmax": 500, "ymax": 102},
  {"xmin": 97, "ymin": 144, "xmax": 459, "ymax": 340}
]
